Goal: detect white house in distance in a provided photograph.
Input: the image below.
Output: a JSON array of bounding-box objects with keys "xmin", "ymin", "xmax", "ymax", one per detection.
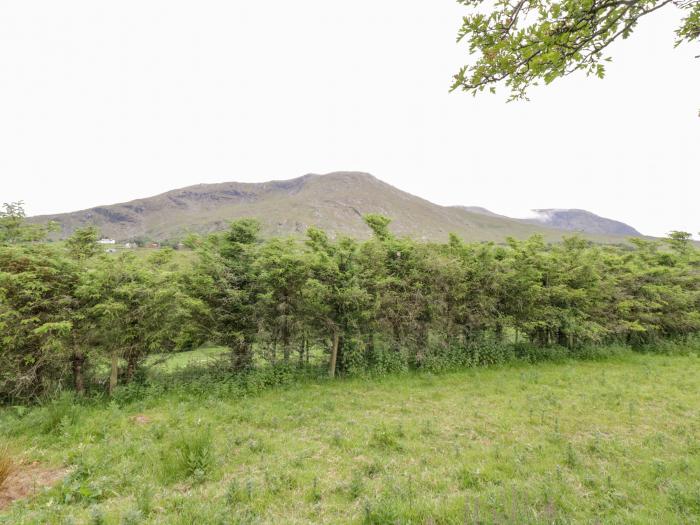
[{"xmin": 97, "ymin": 238, "xmax": 116, "ymax": 245}]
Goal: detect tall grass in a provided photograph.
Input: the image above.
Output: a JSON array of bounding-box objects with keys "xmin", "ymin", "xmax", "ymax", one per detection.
[
  {"xmin": 0, "ymin": 443, "xmax": 15, "ymax": 490},
  {"xmin": 2, "ymin": 350, "xmax": 700, "ymax": 523},
  {"xmin": 160, "ymin": 427, "xmax": 215, "ymax": 484}
]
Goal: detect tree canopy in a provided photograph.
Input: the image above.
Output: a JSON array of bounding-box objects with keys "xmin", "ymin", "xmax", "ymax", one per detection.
[
  {"xmin": 1, "ymin": 204, "xmax": 699, "ymax": 403},
  {"xmin": 451, "ymin": 0, "xmax": 700, "ymax": 102}
]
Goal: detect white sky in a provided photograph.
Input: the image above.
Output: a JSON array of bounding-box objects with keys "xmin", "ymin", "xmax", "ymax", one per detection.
[{"xmin": 0, "ymin": 1, "xmax": 698, "ymax": 238}]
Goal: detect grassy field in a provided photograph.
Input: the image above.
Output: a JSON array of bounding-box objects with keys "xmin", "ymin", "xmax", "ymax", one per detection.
[
  {"xmin": 1, "ymin": 351, "xmax": 700, "ymax": 524},
  {"xmin": 144, "ymin": 346, "xmax": 228, "ymax": 373}
]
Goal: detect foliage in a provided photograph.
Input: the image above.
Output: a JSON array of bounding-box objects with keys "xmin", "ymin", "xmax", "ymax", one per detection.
[
  {"xmin": 0, "ymin": 202, "xmax": 58, "ymax": 245},
  {"xmin": 0, "ymin": 243, "xmax": 78, "ymax": 401},
  {"xmin": 0, "ymin": 204, "xmax": 208, "ymax": 402},
  {"xmin": 452, "ymin": 0, "xmax": 700, "ymax": 104},
  {"xmin": 77, "ymin": 249, "xmax": 209, "ymax": 389},
  {"xmin": 65, "ymin": 226, "xmax": 100, "ymax": 260},
  {"xmin": 1, "ymin": 207, "xmax": 699, "ymax": 402}
]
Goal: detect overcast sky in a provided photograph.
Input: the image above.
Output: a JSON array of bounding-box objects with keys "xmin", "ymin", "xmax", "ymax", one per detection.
[{"xmin": 1, "ymin": 1, "xmax": 698, "ymax": 238}]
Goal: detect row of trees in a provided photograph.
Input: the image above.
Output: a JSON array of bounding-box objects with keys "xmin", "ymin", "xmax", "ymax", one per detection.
[{"xmin": 1, "ymin": 202, "xmax": 699, "ymax": 402}]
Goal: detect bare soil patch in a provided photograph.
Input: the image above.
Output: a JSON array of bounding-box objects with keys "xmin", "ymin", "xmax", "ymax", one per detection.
[{"xmin": 0, "ymin": 461, "xmax": 68, "ymax": 510}]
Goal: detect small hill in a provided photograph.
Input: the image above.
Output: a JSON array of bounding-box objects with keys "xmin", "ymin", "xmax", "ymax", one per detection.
[
  {"xmin": 31, "ymin": 172, "xmax": 640, "ymax": 243},
  {"xmin": 522, "ymin": 209, "xmax": 641, "ymax": 236}
]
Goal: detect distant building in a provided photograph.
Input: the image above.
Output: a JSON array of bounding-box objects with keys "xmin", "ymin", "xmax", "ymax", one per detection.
[
  {"xmin": 123, "ymin": 242, "xmax": 136, "ymax": 249},
  {"xmin": 98, "ymin": 238, "xmax": 116, "ymax": 245},
  {"xmin": 148, "ymin": 242, "xmax": 160, "ymax": 249}
]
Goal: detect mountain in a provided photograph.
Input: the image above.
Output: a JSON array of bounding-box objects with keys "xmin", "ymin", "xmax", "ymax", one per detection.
[
  {"xmin": 521, "ymin": 209, "xmax": 642, "ymax": 237},
  {"xmin": 31, "ymin": 172, "xmax": 641, "ymax": 243},
  {"xmin": 453, "ymin": 206, "xmax": 506, "ymax": 218},
  {"xmin": 464, "ymin": 206, "xmax": 642, "ymax": 237}
]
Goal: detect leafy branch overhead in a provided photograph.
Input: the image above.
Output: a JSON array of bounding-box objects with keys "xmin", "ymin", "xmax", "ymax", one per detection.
[{"xmin": 452, "ymin": 0, "xmax": 700, "ymax": 100}]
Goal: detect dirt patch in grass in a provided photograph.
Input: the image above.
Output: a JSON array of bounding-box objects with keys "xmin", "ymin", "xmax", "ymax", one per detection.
[
  {"xmin": 0, "ymin": 461, "xmax": 68, "ymax": 510},
  {"xmin": 132, "ymin": 414, "xmax": 153, "ymax": 425}
]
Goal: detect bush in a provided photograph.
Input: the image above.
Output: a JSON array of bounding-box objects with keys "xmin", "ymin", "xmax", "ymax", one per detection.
[
  {"xmin": 366, "ymin": 340, "xmax": 409, "ymax": 376},
  {"xmin": 641, "ymin": 335, "xmax": 700, "ymax": 356},
  {"xmin": 512, "ymin": 342, "xmax": 568, "ymax": 363},
  {"xmin": 59, "ymin": 477, "xmax": 106, "ymax": 505}
]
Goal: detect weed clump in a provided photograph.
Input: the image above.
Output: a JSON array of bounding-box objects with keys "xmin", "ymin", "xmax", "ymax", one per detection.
[
  {"xmin": 37, "ymin": 393, "xmax": 80, "ymax": 434},
  {"xmin": 370, "ymin": 424, "xmax": 404, "ymax": 451},
  {"xmin": 348, "ymin": 471, "xmax": 365, "ymax": 500},
  {"xmin": 161, "ymin": 427, "xmax": 215, "ymax": 483},
  {"xmin": 0, "ymin": 443, "xmax": 15, "ymax": 490},
  {"xmin": 456, "ymin": 466, "xmax": 483, "ymax": 490},
  {"xmin": 88, "ymin": 506, "xmax": 106, "ymax": 525}
]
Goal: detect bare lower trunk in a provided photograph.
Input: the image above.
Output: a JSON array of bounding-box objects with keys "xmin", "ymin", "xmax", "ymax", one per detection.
[
  {"xmin": 109, "ymin": 352, "xmax": 118, "ymax": 396},
  {"xmin": 298, "ymin": 335, "xmax": 306, "ymax": 368},
  {"xmin": 329, "ymin": 329, "xmax": 339, "ymax": 378},
  {"xmin": 72, "ymin": 351, "xmax": 85, "ymax": 396},
  {"xmin": 281, "ymin": 320, "xmax": 291, "ymax": 363},
  {"xmin": 283, "ymin": 339, "xmax": 290, "ymax": 362},
  {"xmin": 231, "ymin": 338, "xmax": 252, "ymax": 371},
  {"xmin": 126, "ymin": 353, "xmax": 137, "ymax": 383},
  {"xmin": 495, "ymin": 322, "xmax": 504, "ymax": 342}
]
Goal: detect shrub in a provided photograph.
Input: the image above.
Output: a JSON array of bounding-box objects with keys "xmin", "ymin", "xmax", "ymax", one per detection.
[
  {"xmin": 59, "ymin": 462, "xmax": 107, "ymax": 505},
  {"xmin": 642, "ymin": 336, "xmax": 700, "ymax": 356}
]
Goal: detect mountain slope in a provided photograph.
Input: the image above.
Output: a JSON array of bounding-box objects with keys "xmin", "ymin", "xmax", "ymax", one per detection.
[
  {"xmin": 464, "ymin": 205, "xmax": 642, "ymax": 237},
  {"xmin": 31, "ymin": 172, "xmax": 639, "ymax": 243},
  {"xmin": 521, "ymin": 209, "xmax": 641, "ymax": 236}
]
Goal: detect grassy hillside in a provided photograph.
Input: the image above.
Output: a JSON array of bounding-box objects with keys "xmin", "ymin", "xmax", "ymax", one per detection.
[
  {"xmin": 31, "ymin": 172, "xmax": 635, "ymax": 244},
  {"xmin": 2, "ymin": 351, "xmax": 700, "ymax": 524},
  {"xmin": 521, "ymin": 209, "xmax": 642, "ymax": 237}
]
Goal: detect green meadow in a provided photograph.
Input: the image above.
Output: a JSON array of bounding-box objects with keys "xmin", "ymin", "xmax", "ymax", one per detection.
[{"xmin": 2, "ymin": 350, "xmax": 700, "ymax": 524}]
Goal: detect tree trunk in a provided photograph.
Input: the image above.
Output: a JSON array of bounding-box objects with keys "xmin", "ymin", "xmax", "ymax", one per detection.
[
  {"xmin": 283, "ymin": 333, "xmax": 290, "ymax": 363},
  {"xmin": 126, "ymin": 353, "xmax": 137, "ymax": 383},
  {"xmin": 329, "ymin": 329, "xmax": 339, "ymax": 378},
  {"xmin": 494, "ymin": 322, "xmax": 504, "ymax": 342},
  {"xmin": 231, "ymin": 337, "xmax": 252, "ymax": 371},
  {"xmin": 72, "ymin": 351, "xmax": 85, "ymax": 396},
  {"xmin": 298, "ymin": 335, "xmax": 306, "ymax": 368},
  {"xmin": 109, "ymin": 352, "xmax": 119, "ymax": 396},
  {"xmin": 366, "ymin": 333, "xmax": 375, "ymax": 363}
]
